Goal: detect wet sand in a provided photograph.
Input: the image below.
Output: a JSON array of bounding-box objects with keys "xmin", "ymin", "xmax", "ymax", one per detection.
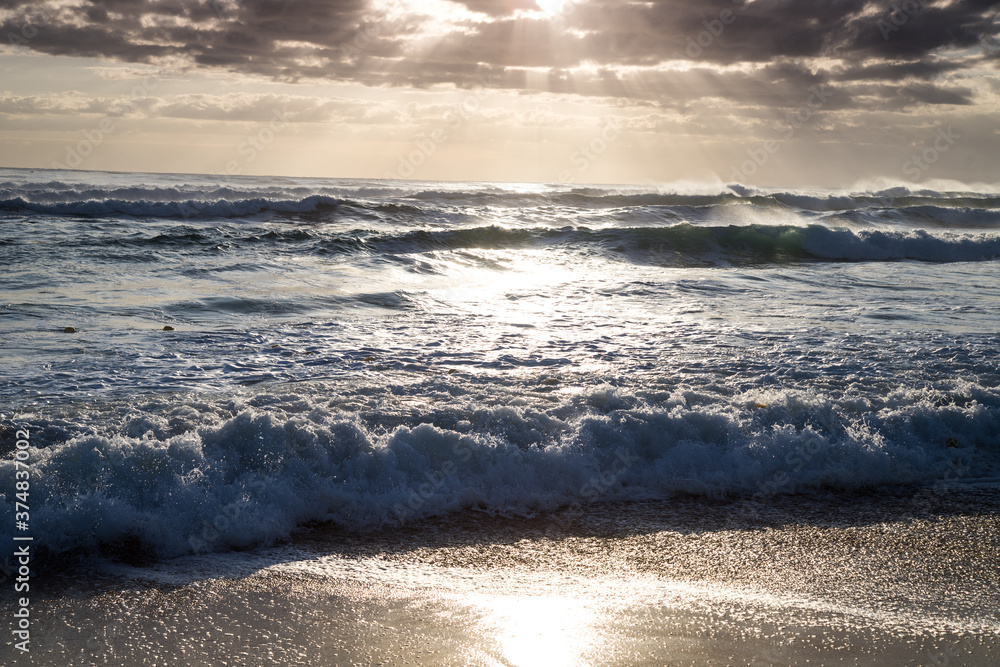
[{"xmin": 5, "ymin": 486, "xmax": 999, "ymax": 666}]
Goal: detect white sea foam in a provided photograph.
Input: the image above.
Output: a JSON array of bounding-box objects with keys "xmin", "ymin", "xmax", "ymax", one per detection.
[{"xmin": 2, "ymin": 383, "xmax": 995, "ymax": 558}]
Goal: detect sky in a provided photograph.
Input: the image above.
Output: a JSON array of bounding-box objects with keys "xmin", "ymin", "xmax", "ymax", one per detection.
[{"xmin": 1, "ymin": 0, "xmax": 999, "ymax": 187}]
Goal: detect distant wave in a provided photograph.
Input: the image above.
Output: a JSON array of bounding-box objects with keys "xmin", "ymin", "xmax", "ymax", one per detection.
[
  {"xmin": 2, "ymin": 181, "xmax": 1000, "ymax": 220},
  {"xmin": 3, "ymin": 178, "xmax": 999, "ymax": 269},
  {"xmin": 54, "ymin": 223, "xmax": 1000, "ymax": 266},
  {"xmin": 556, "ymin": 190, "xmax": 1000, "ymax": 212},
  {"xmin": 361, "ymin": 224, "xmax": 1000, "ymax": 264},
  {"xmin": 0, "ymin": 194, "xmax": 347, "ymax": 218},
  {"xmin": 831, "ymin": 205, "xmax": 1000, "ymax": 228}
]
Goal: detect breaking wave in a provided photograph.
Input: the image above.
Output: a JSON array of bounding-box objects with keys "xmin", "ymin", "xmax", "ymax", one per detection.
[{"xmin": 1, "ymin": 382, "xmax": 996, "ymax": 559}]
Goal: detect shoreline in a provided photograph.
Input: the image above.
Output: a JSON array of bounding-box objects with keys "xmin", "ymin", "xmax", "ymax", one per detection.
[{"xmin": 5, "ymin": 487, "xmax": 998, "ymax": 665}]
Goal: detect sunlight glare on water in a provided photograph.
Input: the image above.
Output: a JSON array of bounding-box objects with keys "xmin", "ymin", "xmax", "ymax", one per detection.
[{"xmin": 474, "ymin": 594, "xmax": 602, "ymax": 667}]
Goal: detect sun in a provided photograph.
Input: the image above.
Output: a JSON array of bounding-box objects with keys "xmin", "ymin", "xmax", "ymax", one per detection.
[{"xmin": 535, "ymin": 0, "xmax": 570, "ymax": 17}]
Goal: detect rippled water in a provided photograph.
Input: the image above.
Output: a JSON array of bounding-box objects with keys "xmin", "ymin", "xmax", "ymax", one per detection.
[{"xmin": 1, "ymin": 167, "xmax": 999, "ymax": 559}]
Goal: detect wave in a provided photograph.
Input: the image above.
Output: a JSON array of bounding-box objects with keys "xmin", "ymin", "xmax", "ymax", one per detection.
[
  {"xmin": 368, "ymin": 224, "xmax": 1000, "ymax": 264},
  {"xmin": 3, "ymin": 178, "xmax": 1000, "ymax": 221},
  {"xmin": 788, "ymin": 225, "xmax": 1000, "ymax": 262},
  {"xmin": 831, "ymin": 205, "xmax": 1000, "ymax": 228},
  {"xmin": 74, "ymin": 223, "xmax": 1000, "ymax": 266},
  {"xmin": 0, "ymin": 194, "xmax": 346, "ymax": 219},
  {"xmin": 556, "ymin": 190, "xmax": 1000, "ymax": 212},
  {"xmin": 2, "ymin": 382, "xmax": 996, "ymax": 559}
]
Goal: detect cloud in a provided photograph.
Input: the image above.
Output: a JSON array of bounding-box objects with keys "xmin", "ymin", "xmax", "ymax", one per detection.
[
  {"xmin": 0, "ymin": 0, "xmax": 998, "ymax": 115},
  {"xmin": 453, "ymin": 0, "xmax": 540, "ymax": 16},
  {"xmin": 0, "ymin": 90, "xmax": 415, "ymax": 124}
]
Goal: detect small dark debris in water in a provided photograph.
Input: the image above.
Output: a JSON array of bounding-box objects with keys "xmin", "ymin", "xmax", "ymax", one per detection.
[
  {"xmin": 447, "ymin": 369, "xmax": 457, "ymax": 375},
  {"xmin": 541, "ymin": 377, "xmax": 559, "ymax": 385},
  {"xmin": 162, "ymin": 325, "xmax": 175, "ymax": 331},
  {"xmin": 63, "ymin": 327, "xmax": 77, "ymax": 333},
  {"xmin": 945, "ymin": 437, "xmax": 960, "ymax": 448},
  {"xmin": 271, "ymin": 344, "xmax": 280, "ymax": 348},
  {"xmin": 303, "ymin": 350, "xmax": 317, "ymax": 355},
  {"xmin": 363, "ymin": 356, "xmax": 376, "ymax": 362}
]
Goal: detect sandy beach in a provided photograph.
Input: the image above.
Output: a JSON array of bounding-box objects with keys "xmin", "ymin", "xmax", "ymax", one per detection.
[{"xmin": 7, "ymin": 486, "xmax": 997, "ymax": 666}]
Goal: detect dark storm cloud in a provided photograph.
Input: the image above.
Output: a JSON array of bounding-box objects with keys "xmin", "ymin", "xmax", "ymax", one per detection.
[
  {"xmin": 2, "ymin": 0, "xmax": 379, "ymax": 76},
  {"xmin": 3, "ymin": 0, "xmax": 999, "ymax": 109},
  {"xmin": 571, "ymin": 0, "xmax": 999, "ymax": 63}
]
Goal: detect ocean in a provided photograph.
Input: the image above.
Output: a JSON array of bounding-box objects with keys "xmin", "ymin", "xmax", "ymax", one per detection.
[{"xmin": 1, "ymin": 167, "xmax": 999, "ymax": 664}]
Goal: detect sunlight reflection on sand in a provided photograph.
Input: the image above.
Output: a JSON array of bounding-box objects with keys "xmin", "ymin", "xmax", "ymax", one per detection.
[{"xmin": 473, "ymin": 594, "xmax": 600, "ymax": 667}]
